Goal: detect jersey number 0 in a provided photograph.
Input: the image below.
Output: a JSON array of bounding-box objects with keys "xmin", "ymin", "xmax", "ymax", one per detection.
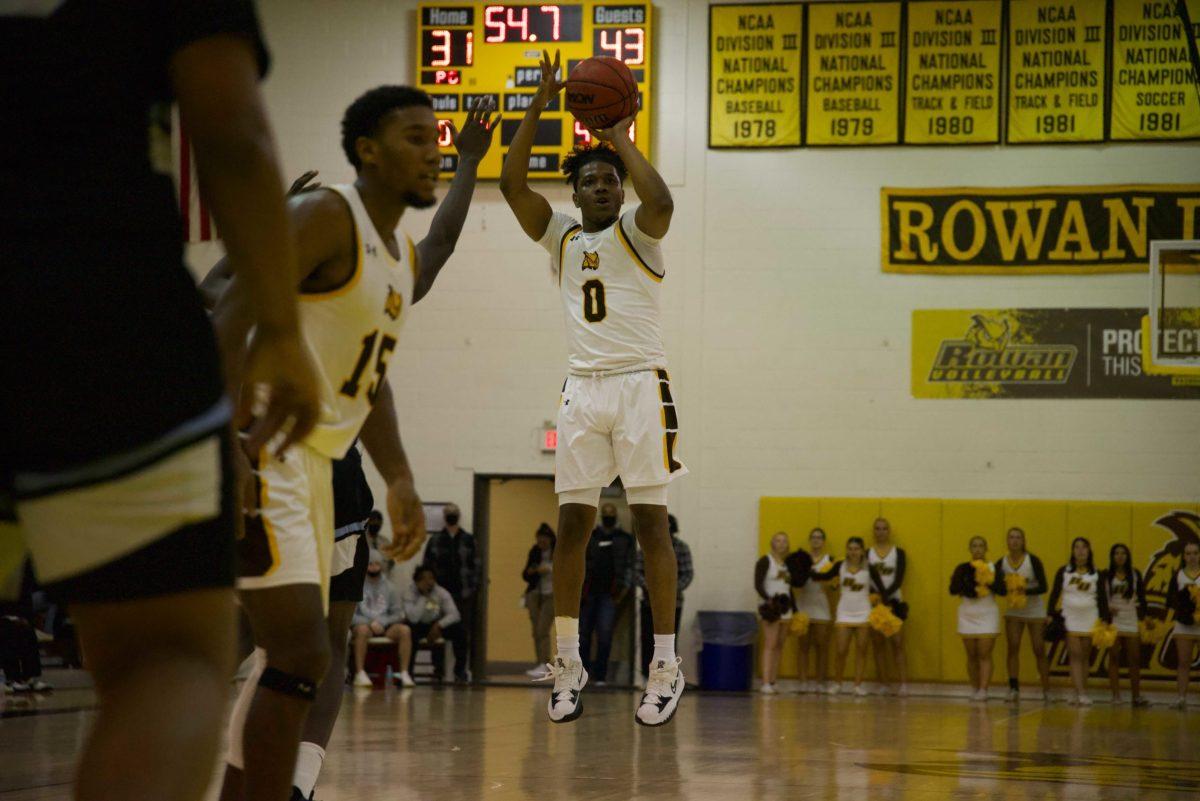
[
  {"xmin": 340, "ymin": 330, "xmax": 397, "ymax": 404},
  {"xmin": 582, "ymin": 279, "xmax": 607, "ymax": 323}
]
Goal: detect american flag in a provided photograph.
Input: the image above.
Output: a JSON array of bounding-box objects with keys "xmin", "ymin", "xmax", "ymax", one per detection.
[{"xmin": 171, "ymin": 106, "xmax": 217, "ymax": 243}]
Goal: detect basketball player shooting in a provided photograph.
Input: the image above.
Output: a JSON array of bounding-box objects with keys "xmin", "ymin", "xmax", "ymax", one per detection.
[
  {"xmin": 210, "ymin": 89, "xmax": 495, "ymax": 801},
  {"xmin": 500, "ymin": 50, "xmax": 686, "ymax": 727}
]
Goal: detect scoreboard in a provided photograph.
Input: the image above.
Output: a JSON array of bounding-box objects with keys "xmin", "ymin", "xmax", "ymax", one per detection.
[{"xmin": 416, "ymin": 3, "xmax": 654, "ymax": 179}]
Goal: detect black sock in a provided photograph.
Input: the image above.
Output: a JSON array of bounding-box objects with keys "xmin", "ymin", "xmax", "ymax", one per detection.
[{"xmin": 1008, "ymin": 678, "xmax": 1019, "ymax": 690}]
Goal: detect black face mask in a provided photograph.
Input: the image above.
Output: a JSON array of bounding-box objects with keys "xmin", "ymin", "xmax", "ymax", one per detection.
[
  {"xmin": 601, "ymin": 516, "xmax": 617, "ymax": 529},
  {"xmin": 444, "ymin": 513, "xmax": 460, "ymax": 526}
]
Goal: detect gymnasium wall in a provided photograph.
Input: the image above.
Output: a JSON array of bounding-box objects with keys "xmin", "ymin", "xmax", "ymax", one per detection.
[
  {"xmin": 186, "ymin": 0, "xmax": 1200, "ymax": 676},
  {"xmin": 760, "ymin": 497, "xmax": 1200, "ymax": 683}
]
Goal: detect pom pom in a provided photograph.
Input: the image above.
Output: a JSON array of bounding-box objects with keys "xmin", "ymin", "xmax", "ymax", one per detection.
[
  {"xmin": 971, "ymin": 560, "xmax": 994, "ymax": 597},
  {"xmin": 1091, "ymin": 620, "xmax": 1118, "ymax": 649},
  {"xmin": 1190, "ymin": 585, "xmax": 1200, "ymax": 605},
  {"xmin": 1140, "ymin": 617, "xmax": 1165, "ymax": 644},
  {"xmin": 868, "ymin": 602, "xmax": 903, "ymax": 637},
  {"xmin": 790, "ymin": 612, "xmax": 810, "ymax": 636},
  {"xmin": 1005, "ymin": 573, "xmax": 1028, "ymax": 610}
]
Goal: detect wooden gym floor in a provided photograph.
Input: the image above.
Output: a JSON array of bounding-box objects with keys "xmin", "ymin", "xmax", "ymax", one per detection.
[{"xmin": 1, "ymin": 679, "xmax": 1197, "ymax": 800}]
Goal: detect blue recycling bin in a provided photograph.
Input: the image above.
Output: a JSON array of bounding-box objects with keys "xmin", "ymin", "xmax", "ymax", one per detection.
[{"xmin": 697, "ymin": 611, "xmax": 758, "ymax": 691}]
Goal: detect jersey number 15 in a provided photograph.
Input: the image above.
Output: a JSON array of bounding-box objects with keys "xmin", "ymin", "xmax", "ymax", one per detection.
[{"xmin": 340, "ymin": 330, "xmax": 397, "ymax": 404}]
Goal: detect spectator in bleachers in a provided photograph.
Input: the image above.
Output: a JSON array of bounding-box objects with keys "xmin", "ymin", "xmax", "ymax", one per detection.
[
  {"xmin": 523, "ymin": 523, "xmax": 557, "ymax": 678},
  {"xmin": 422, "ymin": 503, "xmax": 480, "ymax": 679},
  {"xmin": 636, "ymin": 514, "xmax": 693, "ymax": 678},
  {"xmin": 351, "ymin": 551, "xmax": 414, "ymax": 688},
  {"xmin": 404, "ymin": 566, "xmax": 468, "ymax": 683}
]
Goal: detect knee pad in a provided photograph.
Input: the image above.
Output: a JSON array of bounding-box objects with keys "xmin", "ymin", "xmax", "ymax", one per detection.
[
  {"xmin": 558, "ymin": 487, "xmax": 601, "ymax": 507},
  {"xmin": 626, "ymin": 484, "xmax": 668, "ymax": 506},
  {"xmin": 259, "ymin": 666, "xmax": 319, "ymax": 701}
]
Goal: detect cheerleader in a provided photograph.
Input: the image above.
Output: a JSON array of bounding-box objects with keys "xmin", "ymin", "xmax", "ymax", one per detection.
[
  {"xmin": 1166, "ymin": 540, "xmax": 1200, "ymax": 709},
  {"xmin": 1104, "ymin": 544, "xmax": 1148, "ymax": 706},
  {"xmin": 812, "ymin": 536, "xmax": 885, "ymax": 696},
  {"xmin": 794, "ymin": 528, "xmax": 834, "ymax": 693},
  {"xmin": 994, "ymin": 527, "xmax": 1051, "ymax": 702},
  {"xmin": 868, "ymin": 518, "xmax": 909, "ymax": 696},
  {"xmin": 1046, "ymin": 537, "xmax": 1110, "ymax": 706},
  {"xmin": 754, "ymin": 532, "xmax": 794, "ymax": 694},
  {"xmin": 949, "ymin": 537, "xmax": 1002, "ymax": 701}
]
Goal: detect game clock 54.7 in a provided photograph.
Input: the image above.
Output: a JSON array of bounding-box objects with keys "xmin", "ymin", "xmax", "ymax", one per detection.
[{"xmin": 483, "ymin": 4, "xmax": 583, "ymax": 43}]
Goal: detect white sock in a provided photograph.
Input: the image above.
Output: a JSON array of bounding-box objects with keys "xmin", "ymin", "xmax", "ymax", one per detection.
[
  {"xmin": 555, "ymin": 617, "xmax": 580, "ymax": 661},
  {"xmin": 293, "ymin": 742, "xmax": 325, "ymax": 798},
  {"xmin": 652, "ymin": 634, "xmax": 676, "ymax": 665}
]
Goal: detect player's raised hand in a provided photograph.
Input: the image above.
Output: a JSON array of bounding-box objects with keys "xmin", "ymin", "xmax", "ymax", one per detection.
[
  {"xmin": 286, "ymin": 170, "xmax": 321, "ymax": 197},
  {"xmin": 535, "ymin": 49, "xmax": 564, "ymax": 104},
  {"xmin": 450, "ymin": 96, "xmax": 497, "ymax": 162},
  {"xmin": 381, "ymin": 475, "xmax": 427, "ymax": 563},
  {"xmin": 239, "ymin": 326, "xmax": 321, "ymax": 457},
  {"xmin": 588, "ymin": 115, "xmax": 635, "ymax": 145}
]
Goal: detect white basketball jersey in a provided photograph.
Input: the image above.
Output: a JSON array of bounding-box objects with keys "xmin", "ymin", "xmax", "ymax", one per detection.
[
  {"xmin": 538, "ymin": 208, "xmax": 667, "ymax": 374},
  {"xmin": 298, "ymin": 184, "xmax": 415, "ymax": 459}
]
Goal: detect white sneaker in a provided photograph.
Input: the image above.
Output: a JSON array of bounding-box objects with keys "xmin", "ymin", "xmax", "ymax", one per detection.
[
  {"xmin": 1077, "ymin": 694, "xmax": 1093, "ymax": 707},
  {"xmin": 824, "ymin": 682, "xmax": 840, "ymax": 696},
  {"xmin": 759, "ymin": 683, "xmax": 777, "ymax": 695},
  {"xmin": 539, "ymin": 657, "xmax": 587, "ymax": 723},
  {"xmin": 636, "ymin": 657, "xmax": 685, "ymax": 727},
  {"xmin": 353, "ymin": 670, "xmax": 373, "ymax": 688},
  {"xmin": 1006, "ymin": 688, "xmax": 1019, "ymax": 703},
  {"xmin": 972, "ymin": 689, "xmax": 987, "ymax": 702},
  {"xmin": 897, "ymin": 684, "xmax": 910, "ymax": 698},
  {"xmin": 394, "ymin": 671, "xmax": 416, "ymax": 688},
  {"xmin": 526, "ymin": 665, "xmax": 549, "ymax": 679},
  {"xmin": 853, "ymin": 684, "xmax": 869, "ymax": 697}
]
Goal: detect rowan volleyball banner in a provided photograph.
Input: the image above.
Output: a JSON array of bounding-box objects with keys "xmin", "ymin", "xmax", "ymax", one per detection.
[
  {"xmin": 911, "ymin": 308, "xmax": 1200, "ymax": 399},
  {"xmin": 882, "ymin": 184, "xmax": 1200, "ymax": 274}
]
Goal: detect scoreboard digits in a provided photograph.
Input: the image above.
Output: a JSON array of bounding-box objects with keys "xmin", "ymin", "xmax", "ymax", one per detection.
[{"xmin": 417, "ymin": 2, "xmax": 654, "ymax": 179}]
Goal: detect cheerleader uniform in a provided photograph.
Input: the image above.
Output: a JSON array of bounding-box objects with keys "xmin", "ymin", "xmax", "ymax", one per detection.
[
  {"xmin": 811, "ymin": 561, "xmax": 881, "ymax": 626},
  {"xmin": 1048, "ymin": 566, "xmax": 1110, "ymax": 635},
  {"xmin": 1106, "ymin": 570, "xmax": 1145, "ymax": 636},
  {"xmin": 1168, "ymin": 568, "xmax": 1200, "ymax": 638},
  {"xmin": 755, "ymin": 553, "xmax": 794, "ymax": 620},
  {"xmin": 796, "ymin": 554, "xmax": 834, "ymax": 623},
  {"xmin": 949, "ymin": 562, "xmax": 1000, "ymax": 637},
  {"xmin": 994, "ymin": 553, "xmax": 1048, "ymax": 620},
  {"xmin": 869, "ymin": 546, "xmax": 906, "ymax": 603}
]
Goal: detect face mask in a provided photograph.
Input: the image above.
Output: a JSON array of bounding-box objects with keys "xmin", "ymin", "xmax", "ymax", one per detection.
[
  {"xmin": 601, "ymin": 516, "xmax": 617, "ymax": 528},
  {"xmin": 367, "ymin": 568, "xmax": 382, "ymax": 578},
  {"xmin": 445, "ymin": 513, "xmax": 460, "ymax": 526}
]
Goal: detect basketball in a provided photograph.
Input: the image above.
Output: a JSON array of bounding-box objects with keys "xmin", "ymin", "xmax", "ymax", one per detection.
[{"xmin": 565, "ymin": 57, "xmax": 638, "ymax": 130}]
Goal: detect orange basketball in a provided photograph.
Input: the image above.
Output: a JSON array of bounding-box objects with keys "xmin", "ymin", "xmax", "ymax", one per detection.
[{"xmin": 564, "ymin": 57, "xmax": 638, "ymax": 130}]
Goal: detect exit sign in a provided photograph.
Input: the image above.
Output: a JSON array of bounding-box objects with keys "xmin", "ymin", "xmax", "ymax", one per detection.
[{"xmin": 542, "ymin": 428, "xmax": 557, "ymax": 452}]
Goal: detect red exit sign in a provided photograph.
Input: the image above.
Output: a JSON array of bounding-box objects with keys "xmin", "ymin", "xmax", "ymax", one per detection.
[{"xmin": 542, "ymin": 428, "xmax": 557, "ymax": 452}]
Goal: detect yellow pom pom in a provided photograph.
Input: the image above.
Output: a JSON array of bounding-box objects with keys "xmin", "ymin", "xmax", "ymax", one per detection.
[
  {"xmin": 1004, "ymin": 573, "xmax": 1028, "ymax": 609},
  {"xmin": 1140, "ymin": 618, "xmax": 1164, "ymax": 644},
  {"xmin": 1190, "ymin": 585, "xmax": 1200, "ymax": 605},
  {"xmin": 868, "ymin": 603, "xmax": 903, "ymax": 637},
  {"xmin": 790, "ymin": 613, "xmax": 810, "ymax": 636},
  {"xmin": 1091, "ymin": 620, "xmax": 1118, "ymax": 649}
]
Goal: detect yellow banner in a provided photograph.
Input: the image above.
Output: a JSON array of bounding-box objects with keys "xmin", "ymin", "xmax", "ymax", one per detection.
[
  {"xmin": 708, "ymin": 3, "xmax": 803, "ymax": 148},
  {"xmin": 1111, "ymin": 0, "xmax": 1200, "ymax": 141},
  {"xmin": 805, "ymin": 1, "xmax": 902, "ymax": 145},
  {"xmin": 904, "ymin": 0, "xmax": 1001, "ymax": 144},
  {"xmin": 1006, "ymin": 0, "xmax": 1107, "ymax": 143}
]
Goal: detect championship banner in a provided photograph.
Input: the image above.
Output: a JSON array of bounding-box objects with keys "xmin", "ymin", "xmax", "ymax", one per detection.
[
  {"xmin": 1006, "ymin": 0, "xmax": 1108, "ymax": 143},
  {"xmin": 805, "ymin": 1, "xmax": 902, "ymax": 145},
  {"xmin": 882, "ymin": 184, "xmax": 1200, "ymax": 274},
  {"xmin": 903, "ymin": 0, "xmax": 1001, "ymax": 144},
  {"xmin": 1110, "ymin": 0, "xmax": 1200, "ymax": 141},
  {"xmin": 708, "ymin": 3, "xmax": 803, "ymax": 148},
  {"xmin": 911, "ymin": 308, "xmax": 1200, "ymax": 399}
]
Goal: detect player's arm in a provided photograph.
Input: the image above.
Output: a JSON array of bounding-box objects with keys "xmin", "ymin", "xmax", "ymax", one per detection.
[
  {"xmin": 413, "ymin": 98, "xmax": 497, "ymax": 304},
  {"xmin": 359, "ymin": 381, "xmax": 427, "ymax": 563},
  {"xmin": 499, "ymin": 50, "xmax": 562, "ymax": 240},
  {"xmin": 170, "ymin": 34, "xmax": 319, "ymax": 452},
  {"xmin": 592, "ymin": 117, "xmax": 673, "ymax": 239}
]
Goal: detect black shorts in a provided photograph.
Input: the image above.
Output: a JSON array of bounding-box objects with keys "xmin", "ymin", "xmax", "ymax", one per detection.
[{"xmin": 327, "ymin": 447, "xmax": 375, "ymax": 604}]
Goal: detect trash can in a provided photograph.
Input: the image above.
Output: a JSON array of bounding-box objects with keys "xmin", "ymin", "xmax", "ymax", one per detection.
[{"xmin": 697, "ymin": 611, "xmax": 758, "ymax": 691}]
